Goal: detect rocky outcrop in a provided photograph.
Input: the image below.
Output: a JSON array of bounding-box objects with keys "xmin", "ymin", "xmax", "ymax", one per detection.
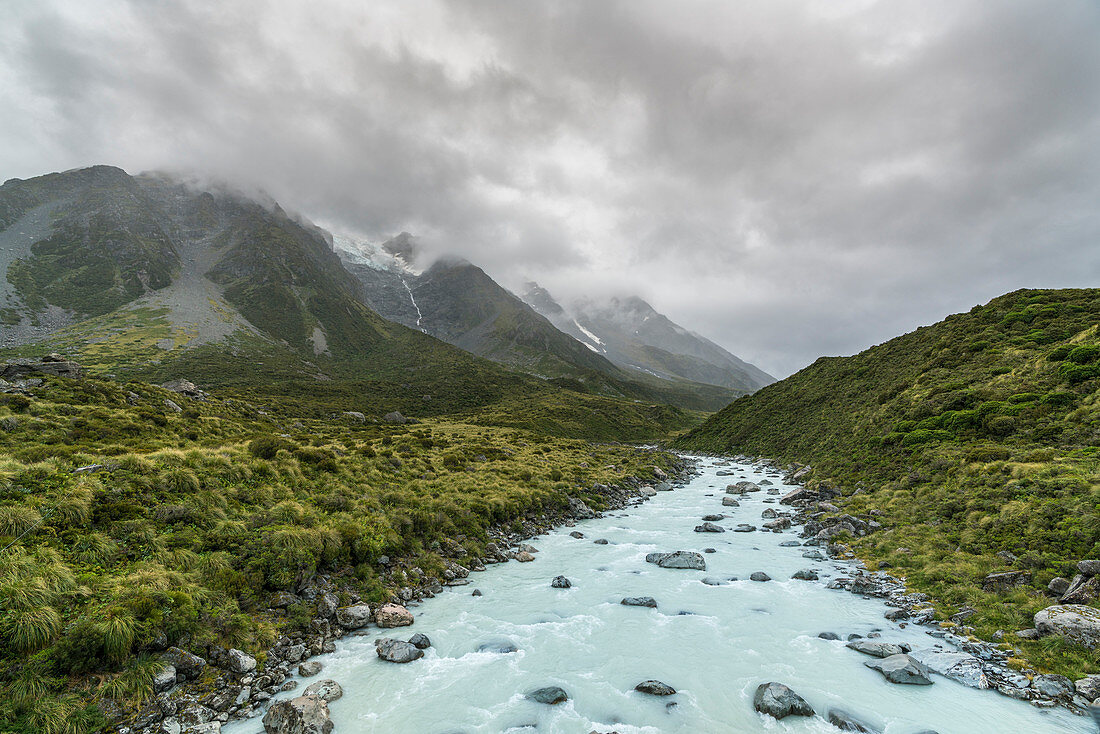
[
  {"xmin": 981, "ymin": 571, "xmax": 1031, "ymax": 593},
  {"xmin": 1034, "ymin": 605, "xmax": 1100, "ymax": 649},
  {"xmin": 261, "ymin": 695, "xmax": 333, "ymax": 734},
  {"xmin": 753, "ymin": 682, "xmax": 814, "ymax": 719},
  {"xmin": 908, "ymin": 648, "xmax": 989, "ymax": 689},
  {"xmin": 845, "ymin": 640, "xmax": 910, "ymax": 658},
  {"xmin": 0, "ymin": 355, "xmax": 82, "ymax": 380}
]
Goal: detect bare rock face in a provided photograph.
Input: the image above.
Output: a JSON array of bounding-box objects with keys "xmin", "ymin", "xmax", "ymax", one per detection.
[
  {"xmin": 981, "ymin": 571, "xmax": 1031, "ymax": 593},
  {"xmin": 0, "ymin": 357, "xmax": 82, "ymax": 380},
  {"xmin": 1059, "ymin": 574, "xmax": 1100, "ymax": 604},
  {"xmin": 1034, "ymin": 605, "xmax": 1100, "ymax": 648},
  {"xmin": 375, "ymin": 603, "xmax": 414, "ymax": 628},
  {"xmin": 261, "ymin": 695, "xmax": 333, "ymax": 734}
]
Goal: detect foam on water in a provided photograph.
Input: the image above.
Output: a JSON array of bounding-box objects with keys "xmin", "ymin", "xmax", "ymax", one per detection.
[{"xmin": 225, "ymin": 458, "xmax": 1092, "ymax": 733}]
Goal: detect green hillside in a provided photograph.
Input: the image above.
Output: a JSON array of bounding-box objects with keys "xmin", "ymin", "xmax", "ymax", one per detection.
[
  {"xmin": 0, "ymin": 370, "xmax": 681, "ymax": 733},
  {"xmin": 677, "ymin": 288, "xmax": 1100, "ymax": 677}
]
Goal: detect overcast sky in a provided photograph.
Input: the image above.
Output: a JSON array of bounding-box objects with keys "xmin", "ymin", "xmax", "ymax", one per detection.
[{"xmin": 2, "ymin": 0, "xmax": 1099, "ymax": 377}]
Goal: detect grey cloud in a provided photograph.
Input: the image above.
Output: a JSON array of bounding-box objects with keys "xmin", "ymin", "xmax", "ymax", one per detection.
[{"xmin": 1, "ymin": 0, "xmax": 1098, "ymax": 377}]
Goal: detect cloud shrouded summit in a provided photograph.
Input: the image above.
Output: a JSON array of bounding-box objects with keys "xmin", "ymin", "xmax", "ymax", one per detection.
[{"xmin": 2, "ymin": 0, "xmax": 1098, "ymax": 376}]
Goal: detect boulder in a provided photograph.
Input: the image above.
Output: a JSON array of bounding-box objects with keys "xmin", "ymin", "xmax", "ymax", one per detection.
[
  {"xmin": 225, "ymin": 648, "xmax": 256, "ymax": 674},
  {"xmin": 383, "ymin": 411, "xmax": 407, "ymax": 424},
  {"xmin": 846, "ymin": 640, "xmax": 911, "ymax": 658},
  {"xmin": 749, "ymin": 571, "xmax": 771, "ymax": 582},
  {"xmin": 375, "ymin": 637, "xmax": 424, "ymax": 663},
  {"xmin": 303, "ymin": 679, "xmax": 343, "ymax": 703},
  {"xmin": 864, "ymin": 654, "xmax": 933, "ymax": 685},
  {"xmin": 634, "ymin": 680, "xmax": 676, "ymax": 696},
  {"xmin": 791, "ymin": 569, "xmax": 818, "ymax": 581},
  {"xmin": 694, "ymin": 522, "xmax": 725, "ymax": 533},
  {"xmin": 761, "ymin": 508, "xmax": 778, "ymax": 519},
  {"xmin": 981, "ymin": 571, "xmax": 1031, "ymax": 593},
  {"xmin": 569, "ymin": 531, "xmax": 585, "ymax": 539},
  {"xmin": 261, "ymin": 695, "xmax": 333, "ymax": 734},
  {"xmin": 298, "ymin": 661, "xmax": 322, "ymax": 677},
  {"xmin": 1034, "ymin": 605, "xmax": 1100, "ymax": 648},
  {"xmin": 593, "ymin": 538, "xmax": 609, "ymax": 545},
  {"xmin": 732, "ymin": 524, "xmax": 757, "ymax": 533},
  {"xmin": 1078, "ymin": 559, "xmax": 1100, "ymax": 576},
  {"xmin": 721, "ymin": 497, "xmax": 740, "ymax": 507},
  {"xmin": 551, "ymin": 575, "xmax": 572, "ymax": 589},
  {"xmin": 1060, "ymin": 574, "xmax": 1100, "ymax": 604},
  {"xmin": 526, "ymin": 686, "xmax": 569, "ymax": 705},
  {"xmin": 1031, "ymin": 674, "xmax": 1074, "ymax": 701},
  {"xmin": 621, "ymin": 596, "xmax": 658, "ymax": 608},
  {"xmin": 516, "ymin": 551, "xmax": 536, "ymax": 562},
  {"xmin": 341, "ymin": 411, "xmax": 365, "ymax": 422},
  {"xmin": 908, "ymin": 648, "xmax": 988, "ymax": 688},
  {"xmin": 752, "ymin": 682, "xmax": 814, "ymax": 719},
  {"xmin": 282, "ymin": 644, "xmax": 307, "ymax": 663},
  {"xmin": 477, "ymin": 640, "xmax": 518, "ymax": 654},
  {"xmin": 153, "ymin": 663, "xmax": 177, "ymax": 692},
  {"xmin": 375, "ymin": 603, "xmax": 414, "ymax": 628},
  {"xmin": 645, "ymin": 551, "xmax": 706, "ymax": 570},
  {"xmin": 639, "ymin": 486, "xmax": 657, "ymax": 497},
  {"xmin": 568, "ymin": 497, "xmax": 598, "ymax": 518},
  {"xmin": 1047, "ymin": 577, "xmax": 1071, "ymax": 597},
  {"xmin": 335, "ymin": 604, "xmax": 372, "ymax": 630},
  {"xmin": 827, "ymin": 709, "xmax": 880, "ymax": 733},
  {"xmin": 161, "ymin": 647, "xmax": 207, "ymax": 679},
  {"xmin": 316, "ymin": 592, "xmax": 339, "ymax": 619},
  {"xmin": 408, "ymin": 633, "xmax": 432, "ymax": 649},
  {"xmin": 818, "ymin": 632, "xmax": 840, "ymax": 641},
  {"xmin": 1075, "ymin": 675, "xmax": 1100, "ymax": 701},
  {"xmin": 780, "ymin": 487, "xmax": 816, "ymax": 505},
  {"xmin": 763, "ymin": 518, "xmax": 792, "ymax": 530}
]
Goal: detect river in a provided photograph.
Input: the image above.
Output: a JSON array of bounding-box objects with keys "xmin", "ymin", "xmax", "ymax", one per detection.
[{"xmin": 226, "ymin": 456, "xmax": 1091, "ymax": 733}]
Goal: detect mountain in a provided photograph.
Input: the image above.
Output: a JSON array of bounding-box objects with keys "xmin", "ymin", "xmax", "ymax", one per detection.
[
  {"xmin": 0, "ymin": 165, "xmax": 708, "ymax": 438},
  {"xmin": 521, "ymin": 282, "xmax": 774, "ymax": 392},
  {"xmin": 676, "ymin": 288, "xmax": 1100, "ymax": 677},
  {"xmin": 335, "ymin": 235, "xmax": 740, "ymax": 410}
]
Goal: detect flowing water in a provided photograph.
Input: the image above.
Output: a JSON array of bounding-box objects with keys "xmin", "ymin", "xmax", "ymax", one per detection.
[{"xmin": 227, "ymin": 457, "xmax": 1092, "ymax": 733}]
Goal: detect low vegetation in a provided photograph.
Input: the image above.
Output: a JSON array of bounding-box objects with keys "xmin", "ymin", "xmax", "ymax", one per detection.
[
  {"xmin": 0, "ymin": 373, "xmax": 679, "ymax": 732},
  {"xmin": 678, "ymin": 288, "xmax": 1100, "ymax": 678}
]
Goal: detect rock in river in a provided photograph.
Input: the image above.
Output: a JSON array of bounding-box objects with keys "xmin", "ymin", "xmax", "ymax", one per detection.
[
  {"xmin": 750, "ymin": 571, "xmax": 771, "ymax": 582},
  {"xmin": 645, "ymin": 551, "xmax": 706, "ymax": 570},
  {"xmin": 551, "ymin": 575, "xmax": 572, "ymax": 588},
  {"xmin": 375, "ymin": 638, "xmax": 424, "ymax": 663},
  {"xmin": 622, "ymin": 596, "xmax": 658, "ymax": 608},
  {"xmin": 694, "ymin": 522, "xmax": 725, "ymax": 533},
  {"xmin": 261, "ymin": 695, "xmax": 333, "ymax": 734},
  {"xmin": 791, "ymin": 569, "xmax": 818, "ymax": 581},
  {"xmin": 828, "ymin": 708, "xmax": 880, "ymax": 733},
  {"xmin": 303, "ymin": 679, "xmax": 343, "ymax": 703},
  {"xmin": 907, "ymin": 648, "xmax": 988, "ymax": 689},
  {"xmin": 864, "ymin": 654, "xmax": 933, "ymax": 685},
  {"xmin": 375, "ymin": 602, "xmax": 414, "ymax": 628},
  {"xmin": 845, "ymin": 640, "xmax": 911, "ymax": 658},
  {"xmin": 526, "ymin": 686, "xmax": 569, "ymax": 705},
  {"xmin": 335, "ymin": 604, "xmax": 372, "ymax": 630},
  {"xmin": 635, "ymin": 680, "xmax": 676, "ymax": 696},
  {"xmin": 753, "ymin": 682, "xmax": 814, "ymax": 719},
  {"xmin": 408, "ymin": 633, "xmax": 432, "ymax": 649}
]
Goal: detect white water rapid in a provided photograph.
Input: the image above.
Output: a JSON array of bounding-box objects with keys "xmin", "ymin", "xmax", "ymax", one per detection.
[{"xmin": 226, "ymin": 457, "xmax": 1092, "ymax": 733}]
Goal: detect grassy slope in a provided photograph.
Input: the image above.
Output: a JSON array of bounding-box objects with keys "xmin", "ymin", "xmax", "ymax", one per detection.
[
  {"xmin": 0, "ymin": 373, "xmax": 681, "ymax": 733},
  {"xmin": 677, "ymin": 288, "xmax": 1100, "ymax": 677}
]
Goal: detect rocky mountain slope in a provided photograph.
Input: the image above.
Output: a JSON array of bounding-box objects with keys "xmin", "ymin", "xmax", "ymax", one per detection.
[
  {"xmin": 522, "ymin": 282, "xmax": 774, "ymax": 392},
  {"xmin": 677, "ymin": 288, "xmax": 1100, "ymax": 677}
]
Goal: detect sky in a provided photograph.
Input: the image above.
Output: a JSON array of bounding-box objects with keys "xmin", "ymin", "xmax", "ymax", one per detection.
[{"xmin": 2, "ymin": 0, "xmax": 1099, "ymax": 377}]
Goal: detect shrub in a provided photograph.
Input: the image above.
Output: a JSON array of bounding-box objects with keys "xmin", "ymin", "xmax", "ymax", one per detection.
[{"xmin": 249, "ymin": 435, "xmax": 291, "ymax": 460}]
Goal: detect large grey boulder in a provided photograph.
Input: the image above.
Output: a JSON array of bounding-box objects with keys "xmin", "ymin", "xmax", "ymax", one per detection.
[
  {"xmin": 568, "ymin": 497, "xmax": 598, "ymax": 518},
  {"xmin": 335, "ymin": 604, "xmax": 372, "ymax": 629},
  {"xmin": 1059, "ymin": 574, "xmax": 1100, "ymax": 604},
  {"xmin": 551, "ymin": 575, "xmax": 572, "ymax": 589},
  {"xmin": 153, "ymin": 663, "xmax": 177, "ymax": 692},
  {"xmin": 621, "ymin": 596, "xmax": 658, "ymax": 608},
  {"xmin": 375, "ymin": 637, "xmax": 424, "ymax": 663},
  {"xmin": 1075, "ymin": 674, "xmax": 1100, "ymax": 701},
  {"xmin": 753, "ymin": 682, "xmax": 814, "ymax": 719},
  {"xmin": 908, "ymin": 648, "xmax": 988, "ymax": 688},
  {"xmin": 526, "ymin": 686, "xmax": 569, "ymax": 704},
  {"xmin": 1031, "ymin": 673, "xmax": 1074, "ymax": 701},
  {"xmin": 225, "ymin": 648, "xmax": 256, "ymax": 674},
  {"xmin": 161, "ymin": 647, "xmax": 206, "ymax": 679},
  {"xmin": 261, "ymin": 695, "xmax": 333, "ymax": 734},
  {"xmin": 721, "ymin": 497, "xmax": 740, "ymax": 507},
  {"xmin": 302, "ymin": 679, "xmax": 343, "ymax": 703},
  {"xmin": 845, "ymin": 640, "xmax": 911, "ymax": 658},
  {"xmin": 1034, "ymin": 605, "xmax": 1100, "ymax": 648},
  {"xmin": 645, "ymin": 551, "xmax": 706, "ymax": 570},
  {"xmin": 981, "ymin": 571, "xmax": 1031, "ymax": 593},
  {"xmin": 864, "ymin": 654, "xmax": 933, "ymax": 685},
  {"xmin": 1078, "ymin": 559, "xmax": 1100, "ymax": 576}
]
